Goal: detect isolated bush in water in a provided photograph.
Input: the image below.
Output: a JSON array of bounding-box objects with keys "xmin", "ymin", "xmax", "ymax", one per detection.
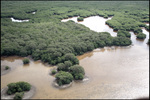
[
  {"xmin": 55, "ymin": 71, "xmax": 73, "ymax": 86},
  {"xmin": 137, "ymin": 33, "xmax": 146, "ymax": 39},
  {"xmin": 69, "ymin": 65, "xmax": 85, "ymax": 80},
  {"xmin": 13, "ymin": 92, "xmax": 24, "ymax": 100},
  {"xmin": 23, "ymin": 58, "xmax": 30, "ymax": 64},
  {"xmin": 7, "ymin": 81, "xmax": 31, "ymax": 95},
  {"xmin": 51, "ymin": 70, "xmax": 57, "ymax": 75},
  {"xmin": 5, "ymin": 66, "xmax": 10, "ymax": 70}
]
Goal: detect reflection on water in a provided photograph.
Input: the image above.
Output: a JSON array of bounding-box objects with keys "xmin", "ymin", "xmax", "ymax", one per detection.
[
  {"xmin": 1, "ymin": 16, "xmax": 149, "ymax": 99},
  {"xmin": 61, "ymin": 16, "xmax": 117, "ymax": 37}
]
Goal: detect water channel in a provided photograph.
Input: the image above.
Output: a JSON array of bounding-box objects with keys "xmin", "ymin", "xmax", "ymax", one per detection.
[{"xmin": 1, "ymin": 16, "xmax": 149, "ymax": 99}]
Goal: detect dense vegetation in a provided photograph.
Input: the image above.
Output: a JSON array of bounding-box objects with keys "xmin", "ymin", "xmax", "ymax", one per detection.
[
  {"xmin": 145, "ymin": 25, "xmax": 149, "ymax": 31},
  {"xmin": 136, "ymin": 33, "xmax": 146, "ymax": 39},
  {"xmin": 54, "ymin": 54, "xmax": 85, "ymax": 85},
  {"xmin": 77, "ymin": 17, "xmax": 84, "ymax": 21},
  {"xmin": 1, "ymin": 1, "xmax": 149, "ymax": 65},
  {"xmin": 23, "ymin": 58, "xmax": 30, "ymax": 64},
  {"xmin": 69, "ymin": 65, "xmax": 85, "ymax": 80},
  {"xmin": 14, "ymin": 92, "xmax": 24, "ymax": 100},
  {"xmin": 117, "ymin": 30, "xmax": 131, "ymax": 38},
  {"xmin": 6, "ymin": 81, "xmax": 31, "ymax": 99},
  {"xmin": 7, "ymin": 81, "xmax": 31, "ymax": 95},
  {"xmin": 57, "ymin": 54, "xmax": 78, "ymax": 71},
  {"xmin": 55, "ymin": 71, "xmax": 73, "ymax": 86}
]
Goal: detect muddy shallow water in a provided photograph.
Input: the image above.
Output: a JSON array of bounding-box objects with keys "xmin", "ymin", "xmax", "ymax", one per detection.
[{"xmin": 1, "ymin": 16, "xmax": 149, "ymax": 99}]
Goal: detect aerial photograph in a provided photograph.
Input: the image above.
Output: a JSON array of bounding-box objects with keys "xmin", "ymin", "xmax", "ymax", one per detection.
[{"xmin": 1, "ymin": 1, "xmax": 149, "ymax": 99}]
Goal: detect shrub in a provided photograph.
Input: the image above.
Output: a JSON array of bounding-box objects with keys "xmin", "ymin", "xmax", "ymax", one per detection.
[
  {"xmin": 51, "ymin": 70, "xmax": 57, "ymax": 75},
  {"xmin": 104, "ymin": 15, "xmax": 108, "ymax": 18},
  {"xmin": 77, "ymin": 17, "xmax": 84, "ymax": 21},
  {"xmin": 7, "ymin": 81, "xmax": 31, "ymax": 95},
  {"xmin": 13, "ymin": 92, "xmax": 24, "ymax": 100},
  {"xmin": 64, "ymin": 53, "xmax": 79, "ymax": 65},
  {"xmin": 74, "ymin": 73, "xmax": 84, "ymax": 80},
  {"xmin": 117, "ymin": 32, "xmax": 126, "ymax": 37},
  {"xmin": 55, "ymin": 71, "xmax": 73, "ymax": 86},
  {"xmin": 57, "ymin": 63, "xmax": 66, "ymax": 71},
  {"xmin": 22, "ymin": 58, "xmax": 29, "ymax": 64},
  {"xmin": 5, "ymin": 66, "xmax": 10, "ymax": 70},
  {"xmin": 117, "ymin": 30, "xmax": 131, "ymax": 38},
  {"xmin": 112, "ymin": 37, "xmax": 132, "ymax": 46},
  {"xmin": 137, "ymin": 33, "xmax": 146, "ymax": 39},
  {"xmin": 145, "ymin": 26, "xmax": 149, "ymax": 31},
  {"xmin": 57, "ymin": 61, "xmax": 73, "ymax": 71},
  {"xmin": 69, "ymin": 65, "xmax": 85, "ymax": 80},
  {"xmin": 133, "ymin": 27, "xmax": 142, "ymax": 34},
  {"xmin": 64, "ymin": 61, "xmax": 72, "ymax": 68}
]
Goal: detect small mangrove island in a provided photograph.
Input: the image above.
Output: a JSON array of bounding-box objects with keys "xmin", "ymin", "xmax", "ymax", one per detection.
[
  {"xmin": 51, "ymin": 53, "xmax": 85, "ymax": 87},
  {"xmin": 1, "ymin": 81, "xmax": 36, "ymax": 99}
]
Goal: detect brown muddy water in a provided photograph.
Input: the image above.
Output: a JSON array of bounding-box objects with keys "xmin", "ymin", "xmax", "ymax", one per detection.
[{"xmin": 1, "ymin": 16, "xmax": 149, "ymax": 99}]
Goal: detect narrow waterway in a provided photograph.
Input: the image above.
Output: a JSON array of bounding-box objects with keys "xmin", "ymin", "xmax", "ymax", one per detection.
[{"xmin": 1, "ymin": 16, "xmax": 149, "ymax": 99}]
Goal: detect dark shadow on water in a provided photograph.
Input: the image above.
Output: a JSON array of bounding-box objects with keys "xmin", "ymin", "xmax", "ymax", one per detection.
[{"xmin": 135, "ymin": 97, "xmax": 149, "ymax": 100}]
